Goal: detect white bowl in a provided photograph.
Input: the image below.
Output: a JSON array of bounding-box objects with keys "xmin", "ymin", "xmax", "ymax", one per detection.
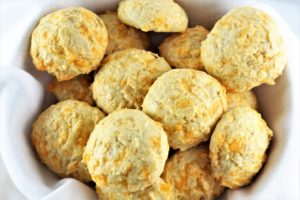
[{"xmin": 0, "ymin": 0, "xmax": 299, "ymax": 200}]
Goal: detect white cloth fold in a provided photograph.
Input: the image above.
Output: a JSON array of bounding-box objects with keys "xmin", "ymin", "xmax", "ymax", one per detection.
[{"xmin": 0, "ymin": 1, "xmax": 299, "ymax": 199}]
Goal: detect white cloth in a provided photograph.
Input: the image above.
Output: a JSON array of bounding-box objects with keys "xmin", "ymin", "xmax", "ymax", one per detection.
[{"xmin": 0, "ymin": 0, "xmax": 299, "ymax": 200}]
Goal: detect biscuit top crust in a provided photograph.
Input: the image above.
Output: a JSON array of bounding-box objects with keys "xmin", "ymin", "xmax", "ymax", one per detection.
[
  {"xmin": 30, "ymin": 7, "xmax": 108, "ymax": 81},
  {"xmin": 159, "ymin": 26, "xmax": 209, "ymax": 70},
  {"xmin": 92, "ymin": 49, "xmax": 171, "ymax": 113},
  {"xmin": 31, "ymin": 100, "xmax": 105, "ymax": 182},
  {"xmin": 209, "ymin": 107, "xmax": 273, "ymax": 189},
  {"xmin": 227, "ymin": 90, "xmax": 257, "ymax": 110},
  {"xmin": 118, "ymin": 0, "xmax": 188, "ymax": 32},
  {"xmin": 99, "ymin": 11, "xmax": 150, "ymax": 54},
  {"xmin": 163, "ymin": 145, "xmax": 224, "ymax": 200},
  {"xmin": 83, "ymin": 109, "xmax": 169, "ymax": 193},
  {"xmin": 201, "ymin": 7, "xmax": 286, "ymax": 92},
  {"xmin": 96, "ymin": 178, "xmax": 174, "ymax": 200},
  {"xmin": 48, "ymin": 75, "xmax": 94, "ymax": 105},
  {"xmin": 142, "ymin": 69, "xmax": 227, "ymax": 150}
]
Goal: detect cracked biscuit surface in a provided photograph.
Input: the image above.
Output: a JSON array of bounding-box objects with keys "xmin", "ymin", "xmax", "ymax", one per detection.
[
  {"xmin": 83, "ymin": 109, "xmax": 169, "ymax": 193},
  {"xmin": 31, "ymin": 100, "xmax": 105, "ymax": 182},
  {"xmin": 159, "ymin": 26, "xmax": 209, "ymax": 70},
  {"xmin": 92, "ymin": 49, "xmax": 171, "ymax": 113},
  {"xmin": 162, "ymin": 145, "xmax": 224, "ymax": 200},
  {"xmin": 209, "ymin": 107, "xmax": 273, "ymax": 189},
  {"xmin": 201, "ymin": 7, "xmax": 286, "ymax": 92},
  {"xmin": 99, "ymin": 12, "xmax": 150, "ymax": 54},
  {"xmin": 30, "ymin": 7, "xmax": 108, "ymax": 81},
  {"xmin": 142, "ymin": 69, "xmax": 227, "ymax": 150},
  {"xmin": 48, "ymin": 75, "xmax": 94, "ymax": 105},
  {"xmin": 118, "ymin": 0, "xmax": 188, "ymax": 32}
]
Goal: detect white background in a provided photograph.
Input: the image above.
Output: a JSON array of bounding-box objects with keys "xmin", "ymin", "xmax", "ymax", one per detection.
[{"xmin": 0, "ymin": 0, "xmax": 299, "ymax": 199}]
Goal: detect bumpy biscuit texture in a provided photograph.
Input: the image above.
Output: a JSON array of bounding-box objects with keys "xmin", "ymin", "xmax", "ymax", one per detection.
[
  {"xmin": 227, "ymin": 90, "xmax": 257, "ymax": 110},
  {"xmin": 118, "ymin": 0, "xmax": 188, "ymax": 32},
  {"xmin": 99, "ymin": 12, "xmax": 150, "ymax": 54},
  {"xmin": 31, "ymin": 100, "xmax": 105, "ymax": 182},
  {"xmin": 201, "ymin": 7, "xmax": 286, "ymax": 92},
  {"xmin": 96, "ymin": 178, "xmax": 174, "ymax": 200},
  {"xmin": 48, "ymin": 75, "xmax": 94, "ymax": 105},
  {"xmin": 83, "ymin": 109, "xmax": 169, "ymax": 193},
  {"xmin": 159, "ymin": 26, "xmax": 209, "ymax": 70},
  {"xmin": 30, "ymin": 7, "xmax": 108, "ymax": 81},
  {"xmin": 209, "ymin": 107, "xmax": 273, "ymax": 189},
  {"xmin": 162, "ymin": 145, "xmax": 224, "ymax": 200},
  {"xmin": 142, "ymin": 69, "xmax": 227, "ymax": 150},
  {"xmin": 92, "ymin": 49, "xmax": 171, "ymax": 113}
]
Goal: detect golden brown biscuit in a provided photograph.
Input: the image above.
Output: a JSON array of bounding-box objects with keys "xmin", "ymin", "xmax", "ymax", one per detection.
[
  {"xmin": 227, "ymin": 90, "xmax": 258, "ymax": 110},
  {"xmin": 92, "ymin": 49, "xmax": 171, "ymax": 113},
  {"xmin": 99, "ymin": 12, "xmax": 150, "ymax": 54},
  {"xmin": 142, "ymin": 69, "xmax": 227, "ymax": 150},
  {"xmin": 48, "ymin": 75, "xmax": 94, "ymax": 105},
  {"xmin": 30, "ymin": 7, "xmax": 108, "ymax": 81},
  {"xmin": 96, "ymin": 178, "xmax": 174, "ymax": 200},
  {"xmin": 31, "ymin": 100, "xmax": 105, "ymax": 182},
  {"xmin": 209, "ymin": 107, "xmax": 273, "ymax": 189},
  {"xmin": 201, "ymin": 7, "xmax": 286, "ymax": 92},
  {"xmin": 118, "ymin": 0, "xmax": 188, "ymax": 32},
  {"xmin": 162, "ymin": 145, "xmax": 224, "ymax": 200},
  {"xmin": 83, "ymin": 109, "xmax": 169, "ymax": 193},
  {"xmin": 159, "ymin": 26, "xmax": 209, "ymax": 70}
]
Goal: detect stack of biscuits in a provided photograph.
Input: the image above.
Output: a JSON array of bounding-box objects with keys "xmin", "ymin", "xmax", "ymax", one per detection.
[{"xmin": 30, "ymin": 0, "xmax": 286, "ymax": 199}]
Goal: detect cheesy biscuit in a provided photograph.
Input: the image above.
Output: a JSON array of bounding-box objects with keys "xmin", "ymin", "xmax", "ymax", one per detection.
[
  {"xmin": 162, "ymin": 145, "xmax": 224, "ymax": 200},
  {"xmin": 227, "ymin": 90, "xmax": 257, "ymax": 110},
  {"xmin": 96, "ymin": 178, "xmax": 174, "ymax": 200},
  {"xmin": 83, "ymin": 109, "xmax": 169, "ymax": 193},
  {"xmin": 92, "ymin": 49, "xmax": 171, "ymax": 113},
  {"xmin": 159, "ymin": 26, "xmax": 209, "ymax": 70},
  {"xmin": 142, "ymin": 69, "xmax": 227, "ymax": 150},
  {"xmin": 31, "ymin": 100, "xmax": 105, "ymax": 182},
  {"xmin": 201, "ymin": 7, "xmax": 286, "ymax": 92},
  {"xmin": 209, "ymin": 107, "xmax": 273, "ymax": 189},
  {"xmin": 99, "ymin": 12, "xmax": 150, "ymax": 54},
  {"xmin": 118, "ymin": 0, "xmax": 188, "ymax": 32},
  {"xmin": 30, "ymin": 7, "xmax": 108, "ymax": 81},
  {"xmin": 48, "ymin": 75, "xmax": 94, "ymax": 105}
]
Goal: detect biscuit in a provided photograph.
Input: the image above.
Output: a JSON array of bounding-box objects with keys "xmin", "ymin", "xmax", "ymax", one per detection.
[
  {"xmin": 31, "ymin": 100, "xmax": 105, "ymax": 182},
  {"xmin": 142, "ymin": 69, "xmax": 227, "ymax": 150},
  {"xmin": 48, "ymin": 75, "xmax": 94, "ymax": 105},
  {"xmin": 92, "ymin": 49, "xmax": 171, "ymax": 113},
  {"xmin": 209, "ymin": 107, "xmax": 273, "ymax": 189},
  {"xmin": 227, "ymin": 90, "xmax": 257, "ymax": 110},
  {"xmin": 159, "ymin": 26, "xmax": 209, "ymax": 70},
  {"xmin": 118, "ymin": 0, "xmax": 188, "ymax": 32},
  {"xmin": 201, "ymin": 7, "xmax": 286, "ymax": 92},
  {"xmin": 99, "ymin": 12, "xmax": 150, "ymax": 54},
  {"xmin": 30, "ymin": 7, "xmax": 108, "ymax": 81},
  {"xmin": 83, "ymin": 109, "xmax": 169, "ymax": 193},
  {"xmin": 162, "ymin": 145, "xmax": 224, "ymax": 200},
  {"xmin": 96, "ymin": 178, "xmax": 174, "ymax": 200}
]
